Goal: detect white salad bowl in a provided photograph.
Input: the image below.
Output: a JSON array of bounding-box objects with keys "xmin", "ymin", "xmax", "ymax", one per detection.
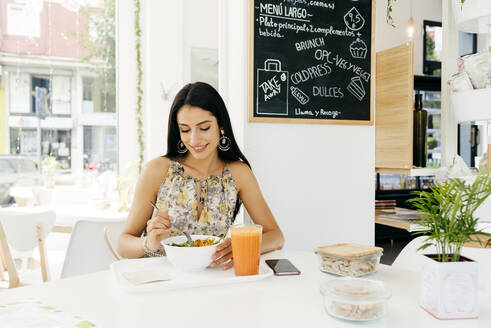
[{"xmin": 161, "ymin": 234, "xmax": 222, "ymax": 272}]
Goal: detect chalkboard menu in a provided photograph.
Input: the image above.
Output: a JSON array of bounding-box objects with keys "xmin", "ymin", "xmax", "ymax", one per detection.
[{"xmin": 250, "ymin": 0, "xmax": 374, "ymax": 125}]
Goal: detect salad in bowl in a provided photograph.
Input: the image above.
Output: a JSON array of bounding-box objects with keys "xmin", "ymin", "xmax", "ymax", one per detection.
[{"xmin": 162, "ymin": 234, "xmax": 223, "ymax": 271}]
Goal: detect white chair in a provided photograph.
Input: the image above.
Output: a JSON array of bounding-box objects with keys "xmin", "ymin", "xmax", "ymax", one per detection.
[
  {"xmin": 393, "ymin": 236, "xmax": 491, "ymax": 291},
  {"xmin": 391, "ymin": 236, "xmax": 434, "ymax": 272},
  {"xmin": 104, "ymin": 224, "xmax": 125, "ymax": 261},
  {"xmin": 0, "ymin": 210, "xmax": 56, "ymax": 288},
  {"xmin": 0, "ymin": 223, "xmax": 20, "ymax": 288},
  {"xmin": 61, "ymin": 219, "xmax": 126, "ymax": 279}
]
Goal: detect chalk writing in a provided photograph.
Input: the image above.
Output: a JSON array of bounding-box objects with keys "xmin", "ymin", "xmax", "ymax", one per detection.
[
  {"xmin": 319, "ymin": 109, "xmax": 341, "ymax": 118},
  {"xmin": 260, "ymin": 3, "xmax": 311, "ymax": 22},
  {"xmin": 259, "ymin": 28, "xmax": 284, "ymax": 38},
  {"xmin": 313, "ymin": 85, "xmax": 344, "ymax": 98},
  {"xmin": 290, "ymin": 62, "xmax": 332, "ymax": 85},
  {"xmin": 315, "ymin": 49, "xmax": 370, "ymax": 82},
  {"xmin": 308, "ymin": 1, "xmax": 334, "ymax": 9},
  {"xmin": 309, "ymin": 25, "xmax": 355, "ymax": 37},
  {"xmin": 295, "ymin": 108, "xmax": 315, "ymax": 116},
  {"xmin": 260, "ymin": 76, "xmax": 282, "ymax": 101},
  {"xmin": 295, "ymin": 37, "xmax": 325, "ymax": 51}
]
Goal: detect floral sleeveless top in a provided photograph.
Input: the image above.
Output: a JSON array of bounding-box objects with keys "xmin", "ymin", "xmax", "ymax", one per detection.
[{"xmin": 155, "ymin": 160, "xmax": 238, "ymax": 239}]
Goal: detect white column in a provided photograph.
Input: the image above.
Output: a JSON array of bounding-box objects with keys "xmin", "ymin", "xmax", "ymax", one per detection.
[
  {"xmin": 221, "ymin": 0, "xmax": 247, "ymax": 151},
  {"xmin": 218, "ymin": 0, "xmax": 229, "ymax": 109},
  {"xmin": 142, "ymin": 0, "xmax": 184, "ymax": 161},
  {"xmin": 219, "ymin": 0, "xmax": 248, "ymax": 224},
  {"xmin": 117, "ymin": 0, "xmax": 139, "ymax": 173},
  {"xmin": 441, "ymin": 1, "xmax": 459, "ymax": 167}
]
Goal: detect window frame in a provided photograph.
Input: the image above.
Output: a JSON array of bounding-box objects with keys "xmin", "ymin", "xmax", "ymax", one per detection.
[{"xmin": 423, "ymin": 20, "xmax": 442, "ymax": 76}]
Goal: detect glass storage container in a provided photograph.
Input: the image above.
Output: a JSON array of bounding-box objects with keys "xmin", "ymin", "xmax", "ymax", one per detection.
[
  {"xmin": 315, "ymin": 244, "xmax": 383, "ymax": 277},
  {"xmin": 320, "ymin": 277, "xmax": 391, "ymax": 322}
]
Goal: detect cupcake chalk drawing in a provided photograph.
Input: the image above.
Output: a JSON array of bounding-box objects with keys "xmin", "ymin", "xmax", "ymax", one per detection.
[
  {"xmin": 344, "ymin": 7, "xmax": 365, "ymax": 31},
  {"xmin": 349, "ymin": 38, "xmax": 368, "ymax": 59}
]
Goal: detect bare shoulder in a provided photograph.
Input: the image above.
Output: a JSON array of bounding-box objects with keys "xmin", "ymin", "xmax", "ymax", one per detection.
[
  {"xmin": 227, "ymin": 160, "xmax": 251, "ymax": 175},
  {"xmin": 141, "ymin": 156, "xmax": 171, "ymax": 181},
  {"xmin": 226, "ymin": 161, "xmax": 254, "ymax": 190}
]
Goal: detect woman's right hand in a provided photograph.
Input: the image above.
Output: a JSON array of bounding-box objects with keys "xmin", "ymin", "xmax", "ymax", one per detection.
[{"xmin": 146, "ymin": 209, "xmax": 171, "ymax": 250}]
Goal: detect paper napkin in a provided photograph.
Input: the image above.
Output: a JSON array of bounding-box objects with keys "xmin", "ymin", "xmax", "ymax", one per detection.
[{"xmin": 122, "ymin": 270, "xmax": 172, "ymax": 285}]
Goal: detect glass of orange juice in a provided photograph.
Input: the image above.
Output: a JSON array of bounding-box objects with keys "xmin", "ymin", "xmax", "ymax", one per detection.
[{"xmin": 231, "ymin": 224, "xmax": 262, "ymax": 276}]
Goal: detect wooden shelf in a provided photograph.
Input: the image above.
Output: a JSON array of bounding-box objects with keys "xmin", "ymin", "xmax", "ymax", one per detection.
[
  {"xmin": 376, "ymin": 167, "xmax": 439, "ymax": 176},
  {"xmin": 375, "ymin": 216, "xmax": 412, "ymax": 231},
  {"xmin": 375, "ymin": 207, "xmax": 423, "ymax": 232}
]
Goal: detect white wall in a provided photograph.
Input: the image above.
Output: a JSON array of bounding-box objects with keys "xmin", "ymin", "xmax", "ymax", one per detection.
[
  {"xmin": 183, "ymin": 0, "xmax": 219, "ymax": 85},
  {"xmin": 222, "ymin": 1, "xmax": 374, "ymax": 251},
  {"xmin": 118, "ymin": 0, "xmax": 219, "ymax": 170},
  {"xmin": 375, "ymin": 0, "xmax": 442, "ymax": 75}
]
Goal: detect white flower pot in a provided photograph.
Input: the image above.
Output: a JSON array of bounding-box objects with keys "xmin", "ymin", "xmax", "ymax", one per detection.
[
  {"xmin": 420, "ymin": 254, "xmax": 478, "ymax": 319},
  {"xmin": 452, "ymin": 0, "xmax": 491, "ymax": 34}
]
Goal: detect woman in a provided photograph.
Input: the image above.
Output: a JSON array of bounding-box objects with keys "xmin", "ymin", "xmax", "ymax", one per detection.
[{"xmin": 118, "ymin": 82, "xmax": 284, "ymax": 269}]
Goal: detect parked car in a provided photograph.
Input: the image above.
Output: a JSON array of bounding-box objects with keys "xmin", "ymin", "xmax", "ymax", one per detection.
[{"xmin": 0, "ymin": 155, "xmax": 41, "ymax": 206}]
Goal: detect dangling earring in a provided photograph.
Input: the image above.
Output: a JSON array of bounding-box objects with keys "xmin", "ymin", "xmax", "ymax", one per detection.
[
  {"xmin": 218, "ymin": 129, "xmax": 231, "ymax": 151},
  {"xmin": 177, "ymin": 140, "xmax": 188, "ymax": 154}
]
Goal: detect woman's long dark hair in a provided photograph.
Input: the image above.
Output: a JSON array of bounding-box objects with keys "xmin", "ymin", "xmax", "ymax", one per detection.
[{"xmin": 165, "ymin": 82, "xmax": 250, "ymax": 219}]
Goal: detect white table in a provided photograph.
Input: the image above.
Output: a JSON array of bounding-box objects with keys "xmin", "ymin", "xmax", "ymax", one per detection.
[
  {"xmin": 1, "ymin": 251, "xmax": 490, "ymax": 327},
  {"xmin": 9, "ymin": 185, "xmax": 98, "ymax": 205},
  {"xmin": 0, "ymin": 206, "xmax": 127, "ymax": 233}
]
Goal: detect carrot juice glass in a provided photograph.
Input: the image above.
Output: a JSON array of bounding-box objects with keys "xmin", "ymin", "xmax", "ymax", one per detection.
[{"xmin": 231, "ymin": 224, "xmax": 262, "ymax": 276}]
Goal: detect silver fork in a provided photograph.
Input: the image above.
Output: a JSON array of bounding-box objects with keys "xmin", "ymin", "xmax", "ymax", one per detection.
[{"xmin": 148, "ymin": 201, "xmax": 194, "ymax": 247}]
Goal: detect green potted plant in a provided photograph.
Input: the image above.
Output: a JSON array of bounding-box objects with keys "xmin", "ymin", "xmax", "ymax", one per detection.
[{"xmin": 408, "ymin": 169, "xmax": 491, "ymax": 319}]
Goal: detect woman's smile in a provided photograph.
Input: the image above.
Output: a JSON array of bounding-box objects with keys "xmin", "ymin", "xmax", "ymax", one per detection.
[{"xmin": 190, "ymin": 144, "xmax": 208, "ymax": 153}]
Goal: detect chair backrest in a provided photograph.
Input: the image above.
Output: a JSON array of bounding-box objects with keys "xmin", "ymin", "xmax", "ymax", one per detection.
[
  {"xmin": 392, "ymin": 236, "xmax": 435, "ymax": 272},
  {"xmin": 61, "ymin": 219, "xmax": 126, "ymax": 279},
  {"xmin": 393, "ymin": 236, "xmax": 491, "ymax": 291},
  {"xmin": 0, "ymin": 211, "xmax": 56, "ymax": 252},
  {"xmin": 104, "ymin": 222, "xmax": 126, "ymax": 260}
]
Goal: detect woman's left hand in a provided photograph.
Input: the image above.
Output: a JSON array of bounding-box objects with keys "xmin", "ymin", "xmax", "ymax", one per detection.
[{"xmin": 210, "ymin": 238, "xmax": 233, "ymax": 270}]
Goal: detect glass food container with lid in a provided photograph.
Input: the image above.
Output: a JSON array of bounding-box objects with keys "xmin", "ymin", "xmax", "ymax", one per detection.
[
  {"xmin": 315, "ymin": 243, "xmax": 383, "ymax": 277},
  {"xmin": 320, "ymin": 277, "xmax": 392, "ymax": 322}
]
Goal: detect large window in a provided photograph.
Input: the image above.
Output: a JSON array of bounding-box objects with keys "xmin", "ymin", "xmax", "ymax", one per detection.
[{"xmin": 1, "ymin": 0, "xmax": 116, "ymax": 181}]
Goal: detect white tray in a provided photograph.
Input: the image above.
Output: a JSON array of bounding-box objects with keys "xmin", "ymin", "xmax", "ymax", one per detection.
[{"xmin": 110, "ymin": 257, "xmax": 273, "ymax": 293}]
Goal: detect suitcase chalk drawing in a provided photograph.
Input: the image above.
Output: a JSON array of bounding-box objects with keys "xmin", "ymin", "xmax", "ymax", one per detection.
[{"xmin": 256, "ymin": 59, "xmax": 289, "ymax": 116}]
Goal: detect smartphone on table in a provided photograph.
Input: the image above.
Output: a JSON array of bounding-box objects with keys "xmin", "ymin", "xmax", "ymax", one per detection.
[{"xmin": 265, "ymin": 259, "xmax": 301, "ymax": 276}]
